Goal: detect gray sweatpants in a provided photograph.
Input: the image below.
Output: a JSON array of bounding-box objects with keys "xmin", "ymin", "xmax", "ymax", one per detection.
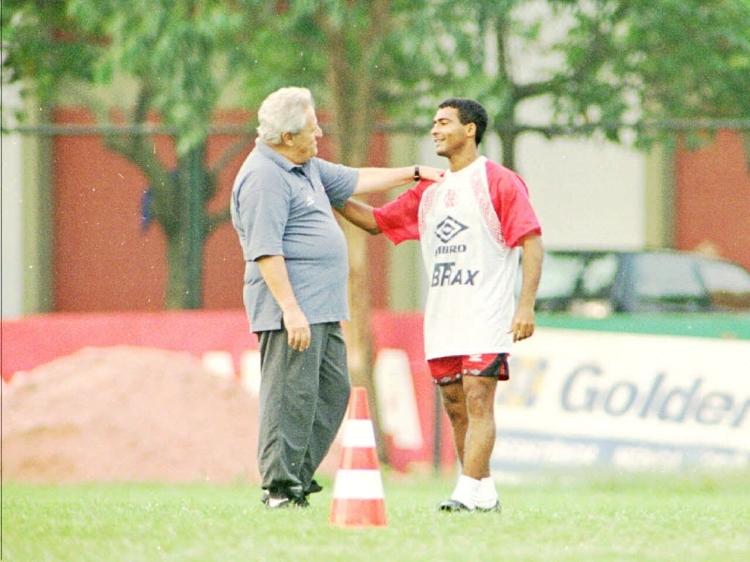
[{"xmin": 257, "ymin": 321, "xmax": 350, "ymax": 493}]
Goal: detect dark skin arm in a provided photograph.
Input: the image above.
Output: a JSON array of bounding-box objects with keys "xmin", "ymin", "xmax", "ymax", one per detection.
[
  {"xmin": 335, "ymin": 198, "xmax": 381, "ymax": 235},
  {"xmin": 510, "ymin": 234, "xmax": 543, "ymax": 342}
]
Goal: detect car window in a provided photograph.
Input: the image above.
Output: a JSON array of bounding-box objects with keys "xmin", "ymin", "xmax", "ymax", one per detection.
[
  {"xmin": 536, "ymin": 254, "xmax": 584, "ymax": 299},
  {"xmin": 632, "ymin": 253, "xmax": 709, "ymax": 311},
  {"xmin": 697, "ymin": 258, "xmax": 750, "ymax": 311},
  {"xmin": 580, "ymin": 254, "xmax": 618, "ymax": 297}
]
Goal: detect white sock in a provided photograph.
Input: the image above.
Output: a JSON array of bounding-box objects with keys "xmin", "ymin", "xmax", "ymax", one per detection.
[
  {"xmin": 474, "ymin": 476, "xmax": 499, "ymax": 509},
  {"xmin": 450, "ymin": 474, "xmax": 480, "ymax": 509}
]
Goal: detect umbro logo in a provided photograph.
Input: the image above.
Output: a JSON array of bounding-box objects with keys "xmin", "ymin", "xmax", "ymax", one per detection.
[{"xmin": 435, "ymin": 216, "xmax": 468, "ymax": 243}]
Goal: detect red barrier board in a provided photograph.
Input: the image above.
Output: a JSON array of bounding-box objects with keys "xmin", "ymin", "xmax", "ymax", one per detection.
[
  {"xmin": 370, "ymin": 310, "xmax": 456, "ymax": 472},
  {"xmin": 2, "ymin": 309, "xmax": 455, "ymax": 472},
  {"xmin": 1, "ymin": 310, "xmax": 256, "ymax": 381}
]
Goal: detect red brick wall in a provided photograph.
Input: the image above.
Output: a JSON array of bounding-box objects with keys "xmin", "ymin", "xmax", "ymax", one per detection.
[{"xmin": 674, "ymin": 130, "xmax": 750, "ymax": 270}]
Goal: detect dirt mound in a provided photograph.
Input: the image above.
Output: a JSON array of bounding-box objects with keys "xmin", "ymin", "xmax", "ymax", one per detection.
[{"xmin": 2, "ymin": 346, "xmax": 266, "ymax": 484}]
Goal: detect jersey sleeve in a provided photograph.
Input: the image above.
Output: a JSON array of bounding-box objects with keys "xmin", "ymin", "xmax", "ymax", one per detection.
[
  {"xmin": 373, "ymin": 180, "xmax": 433, "ymax": 245},
  {"xmin": 487, "ymin": 164, "xmax": 542, "ymax": 248}
]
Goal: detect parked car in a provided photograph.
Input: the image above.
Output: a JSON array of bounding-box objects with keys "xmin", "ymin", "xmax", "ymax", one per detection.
[{"xmin": 533, "ymin": 249, "xmax": 750, "ymax": 317}]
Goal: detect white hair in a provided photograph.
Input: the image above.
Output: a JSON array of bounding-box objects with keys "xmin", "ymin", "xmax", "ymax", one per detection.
[{"xmin": 256, "ymin": 87, "xmax": 314, "ymax": 145}]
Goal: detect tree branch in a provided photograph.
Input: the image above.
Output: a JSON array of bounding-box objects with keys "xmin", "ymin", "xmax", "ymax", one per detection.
[
  {"xmin": 513, "ymin": 78, "xmax": 563, "ymax": 101},
  {"xmin": 494, "ymin": 121, "xmax": 625, "ymax": 139},
  {"xmin": 207, "ymin": 206, "xmax": 231, "ymax": 233},
  {"xmin": 348, "ymin": 0, "xmax": 389, "ymax": 165},
  {"xmin": 100, "ymin": 82, "xmax": 176, "ymax": 230}
]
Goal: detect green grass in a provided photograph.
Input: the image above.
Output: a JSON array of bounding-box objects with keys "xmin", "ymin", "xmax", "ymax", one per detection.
[{"xmin": 3, "ymin": 471, "xmax": 750, "ymax": 562}]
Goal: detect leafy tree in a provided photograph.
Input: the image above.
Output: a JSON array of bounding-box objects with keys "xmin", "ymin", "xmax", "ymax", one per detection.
[
  {"xmin": 2, "ymin": 0, "xmax": 275, "ymax": 308},
  {"xmin": 423, "ymin": 0, "xmax": 750, "ymax": 168},
  {"xmin": 552, "ymin": 0, "xmax": 750, "ymax": 153}
]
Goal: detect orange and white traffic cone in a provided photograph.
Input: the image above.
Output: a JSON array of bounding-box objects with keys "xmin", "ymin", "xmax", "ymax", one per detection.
[{"xmin": 329, "ymin": 386, "xmax": 387, "ymax": 528}]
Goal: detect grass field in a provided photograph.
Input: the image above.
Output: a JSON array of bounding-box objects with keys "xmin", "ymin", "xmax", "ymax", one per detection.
[{"xmin": 3, "ymin": 471, "xmax": 749, "ymax": 562}]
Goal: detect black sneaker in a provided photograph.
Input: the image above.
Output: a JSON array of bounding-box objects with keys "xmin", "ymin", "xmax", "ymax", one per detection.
[
  {"xmin": 261, "ymin": 485, "xmax": 310, "ymax": 509},
  {"xmin": 305, "ymin": 479, "xmax": 323, "ymax": 496},
  {"xmin": 287, "ymin": 485, "xmax": 310, "ymax": 508},
  {"xmin": 438, "ymin": 499, "xmax": 474, "ymax": 512}
]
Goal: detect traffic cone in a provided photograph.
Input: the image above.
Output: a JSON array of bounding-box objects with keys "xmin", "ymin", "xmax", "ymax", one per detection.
[{"xmin": 329, "ymin": 386, "xmax": 387, "ymax": 528}]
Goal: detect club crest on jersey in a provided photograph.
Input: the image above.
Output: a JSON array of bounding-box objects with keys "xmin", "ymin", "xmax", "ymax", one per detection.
[
  {"xmin": 444, "ymin": 189, "xmax": 456, "ymax": 207},
  {"xmin": 435, "ymin": 216, "xmax": 468, "ymax": 243}
]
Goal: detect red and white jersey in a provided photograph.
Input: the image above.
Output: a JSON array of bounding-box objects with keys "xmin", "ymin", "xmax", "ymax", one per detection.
[{"xmin": 374, "ymin": 156, "xmax": 541, "ymax": 360}]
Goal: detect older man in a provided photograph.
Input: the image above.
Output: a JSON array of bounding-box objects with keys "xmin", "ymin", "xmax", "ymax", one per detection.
[{"xmin": 230, "ymin": 86, "xmax": 441, "ymax": 509}]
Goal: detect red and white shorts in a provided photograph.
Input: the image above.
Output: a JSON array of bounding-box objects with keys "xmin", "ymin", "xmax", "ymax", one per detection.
[{"xmin": 427, "ymin": 353, "xmax": 510, "ymax": 386}]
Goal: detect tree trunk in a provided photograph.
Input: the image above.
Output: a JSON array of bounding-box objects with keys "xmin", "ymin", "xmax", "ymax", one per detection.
[
  {"xmin": 164, "ymin": 145, "xmax": 208, "ymax": 309},
  {"xmin": 321, "ymin": 3, "xmax": 389, "ymax": 462},
  {"xmin": 498, "ymin": 127, "xmax": 518, "ymax": 170},
  {"xmin": 165, "ymin": 233, "xmax": 203, "ymax": 309},
  {"xmin": 342, "ymin": 221, "xmax": 374, "ymax": 398}
]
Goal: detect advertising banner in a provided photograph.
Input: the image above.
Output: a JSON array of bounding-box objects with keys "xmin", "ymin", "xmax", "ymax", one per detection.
[{"xmin": 494, "ymin": 329, "xmax": 750, "ymax": 474}]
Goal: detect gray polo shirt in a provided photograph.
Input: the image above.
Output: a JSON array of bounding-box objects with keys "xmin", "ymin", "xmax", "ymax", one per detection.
[{"xmin": 230, "ymin": 141, "xmax": 358, "ymax": 333}]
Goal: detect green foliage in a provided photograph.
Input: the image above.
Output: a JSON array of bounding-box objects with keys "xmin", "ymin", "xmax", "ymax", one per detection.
[
  {"xmin": 3, "ymin": 0, "xmax": 269, "ymax": 154},
  {"xmin": 2, "ymin": 0, "xmax": 274, "ymax": 308},
  {"xmin": 548, "ymin": 0, "xmax": 750, "ymax": 143},
  {"xmin": 231, "ymin": 0, "xmax": 470, "ymax": 130},
  {"xmin": 1, "ymin": 0, "xmax": 99, "ymax": 113},
  {"xmin": 65, "ymin": 0, "xmax": 258, "ymax": 154},
  {"xmin": 404, "ymin": 0, "xmax": 750, "ymax": 153},
  {"xmin": 4, "ymin": 473, "xmax": 750, "ymax": 561},
  {"xmin": 5, "ymin": 0, "xmax": 748, "ymax": 152}
]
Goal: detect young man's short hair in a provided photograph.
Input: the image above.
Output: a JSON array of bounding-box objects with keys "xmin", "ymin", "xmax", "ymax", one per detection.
[{"xmin": 438, "ymin": 98, "xmax": 489, "ymax": 146}]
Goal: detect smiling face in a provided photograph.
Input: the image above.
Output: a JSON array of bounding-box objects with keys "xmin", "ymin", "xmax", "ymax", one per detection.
[
  {"xmin": 285, "ymin": 106, "xmax": 322, "ymax": 164},
  {"xmin": 430, "ymin": 106, "xmax": 476, "ymax": 158}
]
